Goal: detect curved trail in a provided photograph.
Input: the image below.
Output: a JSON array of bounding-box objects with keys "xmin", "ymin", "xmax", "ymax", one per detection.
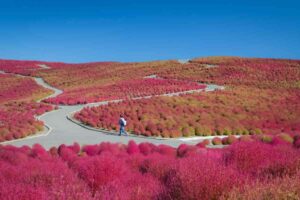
[
  {"xmin": 2, "ymin": 69, "xmax": 225, "ymax": 149},
  {"xmin": 35, "ymin": 77, "xmax": 63, "ymax": 101}
]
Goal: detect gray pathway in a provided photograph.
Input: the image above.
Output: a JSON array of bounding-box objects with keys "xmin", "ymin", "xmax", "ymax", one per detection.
[
  {"xmin": 34, "ymin": 77, "xmax": 63, "ymax": 101},
  {"xmin": 178, "ymin": 59, "xmax": 190, "ymax": 64},
  {"xmin": 37, "ymin": 64, "xmax": 51, "ymax": 69},
  {"xmin": 1, "ymin": 70, "xmax": 225, "ymax": 149}
]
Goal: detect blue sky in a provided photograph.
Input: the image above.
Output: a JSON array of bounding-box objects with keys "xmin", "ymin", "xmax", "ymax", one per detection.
[{"xmin": 0, "ymin": 0, "xmax": 299, "ymax": 62}]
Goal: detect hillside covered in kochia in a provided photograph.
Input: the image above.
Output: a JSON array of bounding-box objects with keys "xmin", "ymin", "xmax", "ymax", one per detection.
[
  {"xmin": 0, "ymin": 56, "xmax": 300, "ymax": 140},
  {"xmin": 0, "ymin": 73, "xmax": 53, "ymax": 141},
  {"xmin": 1, "ymin": 56, "xmax": 299, "ymax": 102},
  {"xmin": 74, "ymin": 57, "xmax": 300, "ymax": 137},
  {"xmin": 76, "ymin": 87, "xmax": 300, "ymax": 137}
]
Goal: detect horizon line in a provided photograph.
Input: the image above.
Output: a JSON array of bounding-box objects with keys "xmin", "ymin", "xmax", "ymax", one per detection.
[{"xmin": 0, "ymin": 55, "xmax": 299, "ymax": 64}]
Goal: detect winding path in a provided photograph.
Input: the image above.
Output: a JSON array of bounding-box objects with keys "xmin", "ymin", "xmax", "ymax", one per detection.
[{"xmin": 1, "ymin": 69, "xmax": 225, "ymax": 149}]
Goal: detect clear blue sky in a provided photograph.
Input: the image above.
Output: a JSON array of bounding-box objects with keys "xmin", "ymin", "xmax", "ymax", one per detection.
[{"xmin": 0, "ymin": 0, "xmax": 299, "ymax": 62}]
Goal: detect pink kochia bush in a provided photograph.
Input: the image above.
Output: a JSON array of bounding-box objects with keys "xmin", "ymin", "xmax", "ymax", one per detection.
[{"xmin": 1, "ymin": 140, "xmax": 300, "ymax": 199}]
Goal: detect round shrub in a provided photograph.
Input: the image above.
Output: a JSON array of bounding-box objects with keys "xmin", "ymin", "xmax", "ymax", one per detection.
[
  {"xmin": 260, "ymin": 135, "xmax": 273, "ymax": 144},
  {"xmin": 127, "ymin": 141, "xmax": 140, "ymax": 154},
  {"xmin": 242, "ymin": 129, "xmax": 250, "ymax": 135},
  {"xmin": 194, "ymin": 127, "xmax": 202, "ymax": 136},
  {"xmin": 212, "ymin": 137, "xmax": 222, "ymax": 145},
  {"xmin": 49, "ymin": 147, "xmax": 58, "ymax": 156},
  {"xmin": 222, "ymin": 137, "xmax": 228, "ymax": 145},
  {"xmin": 223, "ymin": 128, "xmax": 232, "ymax": 135},
  {"xmin": 254, "ymin": 128, "xmax": 263, "ymax": 134},
  {"xmin": 169, "ymin": 129, "xmax": 181, "ymax": 138},
  {"xmin": 214, "ymin": 129, "xmax": 222, "ymax": 136},
  {"xmin": 139, "ymin": 143, "xmax": 153, "ymax": 155},
  {"xmin": 177, "ymin": 144, "xmax": 189, "ymax": 157},
  {"xmin": 226, "ymin": 135, "xmax": 238, "ymax": 145},
  {"xmin": 182, "ymin": 127, "xmax": 194, "ymax": 137},
  {"xmin": 233, "ymin": 128, "xmax": 243, "ymax": 135}
]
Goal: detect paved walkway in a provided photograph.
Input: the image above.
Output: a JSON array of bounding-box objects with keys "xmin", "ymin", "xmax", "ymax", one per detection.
[
  {"xmin": 37, "ymin": 64, "xmax": 51, "ymax": 69},
  {"xmin": 177, "ymin": 59, "xmax": 190, "ymax": 64},
  {"xmin": 1, "ymin": 69, "xmax": 225, "ymax": 149}
]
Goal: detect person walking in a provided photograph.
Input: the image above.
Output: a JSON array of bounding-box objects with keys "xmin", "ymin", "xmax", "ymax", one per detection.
[{"xmin": 119, "ymin": 114, "xmax": 128, "ymax": 136}]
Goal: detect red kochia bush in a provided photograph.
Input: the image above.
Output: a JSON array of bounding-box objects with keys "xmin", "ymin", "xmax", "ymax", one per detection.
[
  {"xmin": 127, "ymin": 140, "xmax": 140, "ymax": 154},
  {"xmin": 212, "ymin": 137, "xmax": 223, "ymax": 145},
  {"xmin": 71, "ymin": 153, "xmax": 129, "ymax": 196},
  {"xmin": 0, "ymin": 140, "xmax": 300, "ymax": 199},
  {"xmin": 164, "ymin": 155, "xmax": 242, "ymax": 200},
  {"xmin": 222, "ymin": 135, "xmax": 238, "ymax": 145}
]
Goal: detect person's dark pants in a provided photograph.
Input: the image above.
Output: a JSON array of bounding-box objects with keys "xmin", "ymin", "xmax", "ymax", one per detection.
[{"xmin": 119, "ymin": 126, "xmax": 127, "ymax": 136}]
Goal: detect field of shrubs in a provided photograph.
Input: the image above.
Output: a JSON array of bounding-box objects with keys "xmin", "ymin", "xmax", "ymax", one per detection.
[
  {"xmin": 0, "ymin": 57, "xmax": 300, "ymax": 199},
  {"xmin": 1, "ymin": 57, "xmax": 299, "ymax": 102},
  {"xmin": 0, "ymin": 59, "xmax": 112, "ymax": 75},
  {"xmin": 1, "ymin": 139, "xmax": 300, "ymax": 199},
  {"xmin": 1, "ymin": 57, "xmax": 299, "ymax": 139},
  {"xmin": 75, "ymin": 87, "xmax": 300, "ymax": 137},
  {"xmin": 0, "ymin": 59, "xmax": 43, "ymax": 75},
  {"xmin": 34, "ymin": 60, "xmax": 210, "ymax": 105},
  {"xmin": 1, "ymin": 59, "xmax": 207, "ymax": 105},
  {"xmin": 44, "ymin": 78, "xmax": 206, "ymax": 105},
  {"xmin": 161, "ymin": 56, "xmax": 300, "ymax": 89},
  {"xmin": 0, "ymin": 73, "xmax": 53, "ymax": 141},
  {"xmin": 75, "ymin": 57, "xmax": 300, "ymax": 137}
]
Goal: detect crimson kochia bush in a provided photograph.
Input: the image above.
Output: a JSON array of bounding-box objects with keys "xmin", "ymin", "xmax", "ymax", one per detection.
[{"xmin": 1, "ymin": 140, "xmax": 300, "ymax": 199}]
